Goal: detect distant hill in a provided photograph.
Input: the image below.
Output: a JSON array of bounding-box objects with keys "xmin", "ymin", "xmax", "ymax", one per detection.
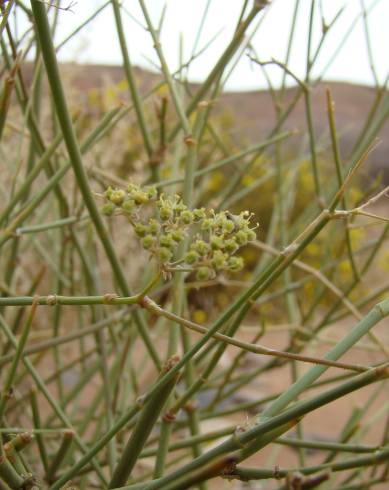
[{"xmin": 24, "ymin": 63, "xmax": 388, "ymax": 182}]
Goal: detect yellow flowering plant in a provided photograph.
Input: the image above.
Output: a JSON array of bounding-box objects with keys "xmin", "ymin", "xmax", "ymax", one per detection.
[
  {"xmin": 101, "ymin": 183, "xmax": 258, "ymax": 280},
  {"xmin": 1, "ymin": 2, "xmax": 388, "ymax": 490}
]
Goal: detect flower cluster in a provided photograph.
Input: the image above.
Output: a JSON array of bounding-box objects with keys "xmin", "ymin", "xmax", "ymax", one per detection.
[{"xmin": 101, "ymin": 183, "xmax": 257, "ymax": 280}]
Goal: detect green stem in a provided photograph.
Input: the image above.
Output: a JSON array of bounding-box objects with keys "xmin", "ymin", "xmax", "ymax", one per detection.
[
  {"xmin": 226, "ymin": 446, "xmax": 389, "ymax": 481},
  {"xmin": 108, "ymin": 357, "xmax": 181, "ymax": 488},
  {"xmin": 168, "ymin": 1, "xmax": 268, "ymax": 141},
  {"xmin": 0, "ymin": 294, "xmax": 139, "ymax": 307},
  {"xmin": 134, "ymin": 365, "xmax": 389, "ymax": 489},
  {"xmin": 0, "ymin": 314, "xmax": 107, "ymax": 485},
  {"xmin": 0, "ymin": 303, "xmax": 37, "ymax": 419},
  {"xmin": 261, "ymin": 299, "xmax": 389, "ymax": 419},
  {"xmin": 111, "ymin": 0, "xmax": 154, "ymax": 165},
  {"xmin": 46, "ymin": 430, "xmax": 74, "ymax": 483},
  {"xmin": 30, "ymin": 0, "xmax": 161, "ymax": 369},
  {"xmin": 30, "ymin": 389, "xmax": 49, "ymax": 476}
]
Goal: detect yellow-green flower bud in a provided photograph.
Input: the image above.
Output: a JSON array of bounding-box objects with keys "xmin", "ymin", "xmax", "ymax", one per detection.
[
  {"xmin": 193, "ymin": 240, "xmax": 210, "ymax": 255},
  {"xmin": 160, "ymin": 234, "xmax": 175, "ymax": 249},
  {"xmin": 159, "ymin": 206, "xmax": 173, "ymax": 221},
  {"xmin": 222, "ymin": 219, "xmax": 235, "ymax": 234},
  {"xmin": 157, "ymin": 247, "xmax": 172, "ymax": 262},
  {"xmin": 247, "ymin": 229, "xmax": 257, "ymax": 241},
  {"xmin": 171, "ymin": 230, "xmax": 184, "ymax": 242},
  {"xmin": 210, "ymin": 235, "xmax": 225, "ymax": 250},
  {"xmin": 148, "ymin": 219, "xmax": 160, "ymax": 235},
  {"xmin": 134, "ymin": 224, "xmax": 148, "ymax": 237},
  {"xmin": 225, "ymin": 238, "xmax": 239, "ymax": 253},
  {"xmin": 101, "ymin": 202, "xmax": 116, "ymax": 216},
  {"xmin": 211, "ymin": 250, "xmax": 227, "ymax": 270},
  {"xmin": 180, "ymin": 210, "xmax": 193, "ymax": 225},
  {"xmin": 214, "ymin": 213, "xmax": 228, "ymax": 227},
  {"xmin": 175, "ymin": 202, "xmax": 187, "ymax": 214},
  {"xmin": 146, "ymin": 186, "xmax": 158, "ymax": 200},
  {"xmin": 110, "ymin": 189, "xmax": 126, "ymax": 205},
  {"xmin": 235, "ymin": 230, "xmax": 248, "ymax": 245},
  {"xmin": 142, "ymin": 235, "xmax": 155, "ymax": 250},
  {"xmin": 228, "ymin": 256, "xmax": 244, "ymax": 271},
  {"xmin": 196, "ymin": 266, "xmax": 212, "ymax": 281},
  {"xmin": 185, "ymin": 250, "xmax": 200, "ymax": 264},
  {"xmin": 122, "ymin": 199, "xmax": 136, "ymax": 213},
  {"xmin": 104, "ymin": 186, "xmax": 114, "ymax": 199},
  {"xmin": 193, "ymin": 208, "xmax": 206, "ymax": 222},
  {"xmin": 201, "ymin": 219, "xmax": 213, "ymax": 231},
  {"xmin": 132, "ymin": 191, "xmax": 149, "ymax": 205}
]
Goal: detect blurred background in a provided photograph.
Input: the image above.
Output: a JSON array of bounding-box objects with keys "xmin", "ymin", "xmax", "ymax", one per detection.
[{"xmin": 15, "ymin": 0, "xmax": 389, "ymax": 90}]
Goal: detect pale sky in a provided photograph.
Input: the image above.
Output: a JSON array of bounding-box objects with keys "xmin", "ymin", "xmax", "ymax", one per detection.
[{"xmin": 22, "ymin": 0, "xmax": 389, "ymax": 91}]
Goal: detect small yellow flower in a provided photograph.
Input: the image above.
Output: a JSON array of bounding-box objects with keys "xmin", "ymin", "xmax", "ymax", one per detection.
[
  {"xmin": 306, "ymin": 243, "xmax": 320, "ymax": 256},
  {"xmin": 193, "ymin": 309, "xmax": 207, "ymax": 324},
  {"xmin": 350, "ymin": 228, "xmax": 366, "ymax": 250},
  {"xmin": 378, "ymin": 250, "xmax": 389, "ymax": 272},
  {"xmin": 242, "ymin": 175, "xmax": 255, "ymax": 187},
  {"xmin": 339, "ymin": 260, "xmax": 351, "ymax": 275},
  {"xmin": 207, "ymin": 171, "xmax": 224, "ymax": 192}
]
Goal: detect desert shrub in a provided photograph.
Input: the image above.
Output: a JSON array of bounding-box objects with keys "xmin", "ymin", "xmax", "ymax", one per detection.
[{"xmin": 0, "ymin": 1, "xmax": 388, "ymax": 490}]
